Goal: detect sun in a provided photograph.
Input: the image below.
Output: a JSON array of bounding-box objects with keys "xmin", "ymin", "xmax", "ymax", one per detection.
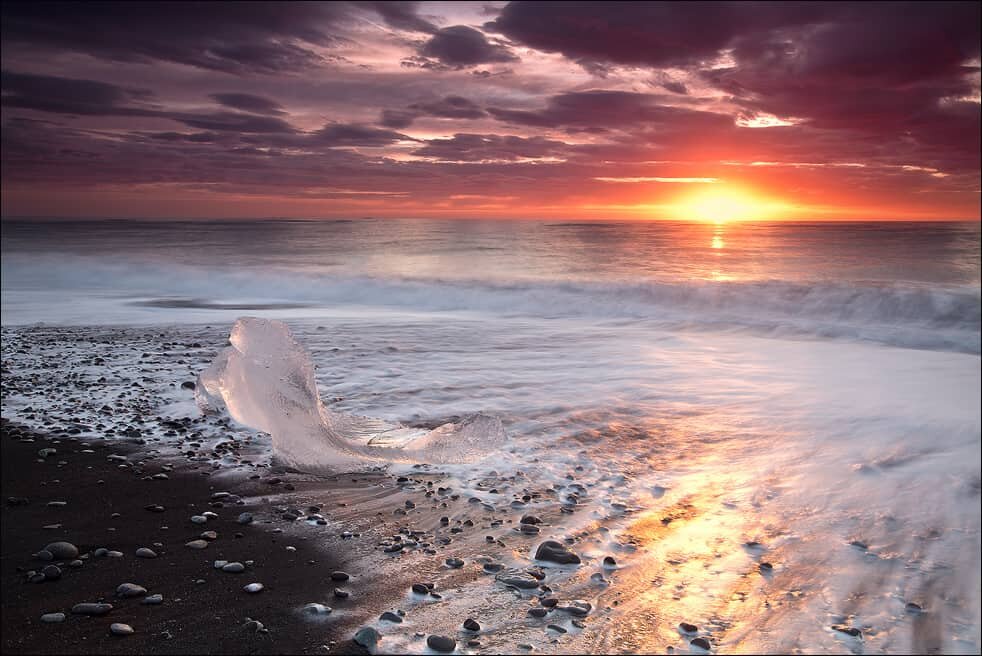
[{"xmin": 672, "ymin": 186, "xmax": 786, "ymax": 223}]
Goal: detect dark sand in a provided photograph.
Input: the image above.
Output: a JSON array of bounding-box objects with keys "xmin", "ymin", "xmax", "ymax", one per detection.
[{"xmin": 0, "ymin": 419, "xmax": 371, "ymax": 655}]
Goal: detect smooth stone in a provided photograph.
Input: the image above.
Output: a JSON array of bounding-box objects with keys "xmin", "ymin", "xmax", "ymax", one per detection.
[
  {"xmin": 37, "ymin": 550, "xmax": 54, "ymax": 561},
  {"xmin": 110, "ymin": 623, "xmax": 134, "ymax": 636},
  {"xmin": 303, "ymin": 603, "xmax": 333, "ymax": 614},
  {"xmin": 411, "ymin": 583, "xmax": 430, "ymax": 594},
  {"xmin": 190, "ymin": 515, "xmax": 208, "ymax": 524},
  {"xmin": 380, "ymin": 611, "xmax": 403, "ymax": 623},
  {"xmin": 42, "ymin": 565, "xmax": 62, "ymax": 580},
  {"xmin": 222, "ymin": 562, "xmax": 246, "ymax": 573},
  {"xmin": 106, "ymin": 550, "xmax": 123, "ymax": 558},
  {"xmin": 353, "ymin": 626, "xmax": 381, "ymax": 649},
  {"xmin": 906, "ymin": 602, "xmax": 923, "ymax": 613},
  {"xmin": 214, "ymin": 560, "xmax": 229, "ymax": 569},
  {"xmin": 548, "ymin": 624, "xmax": 567, "ymax": 633},
  {"xmin": 520, "ymin": 524, "xmax": 540, "ymax": 534},
  {"xmin": 334, "ymin": 588, "xmax": 350, "ymax": 599},
  {"xmin": 117, "ymin": 583, "xmax": 148, "ymax": 598},
  {"xmin": 691, "ymin": 637, "xmax": 711, "ymax": 650},
  {"xmin": 72, "ymin": 603, "xmax": 113, "ymax": 616},
  {"xmin": 330, "ymin": 571, "xmax": 350, "ymax": 582},
  {"xmin": 832, "ymin": 625, "xmax": 861, "ymax": 637},
  {"xmin": 244, "ymin": 583, "xmax": 264, "ymax": 593},
  {"xmin": 446, "ymin": 557, "xmax": 464, "ymax": 568},
  {"xmin": 520, "ymin": 515, "xmax": 541, "ymax": 525},
  {"xmin": 243, "ymin": 619, "xmax": 265, "ymax": 632},
  {"xmin": 463, "ymin": 618, "xmax": 481, "ymax": 632},
  {"xmin": 135, "ymin": 548, "xmax": 157, "ymax": 558},
  {"xmin": 528, "ymin": 607, "xmax": 548, "ymax": 618},
  {"xmin": 426, "ymin": 635, "xmax": 456, "ymax": 653},
  {"xmin": 679, "ymin": 622, "xmax": 698, "ymax": 633},
  {"xmin": 143, "ymin": 594, "xmax": 163, "ymax": 605},
  {"xmin": 759, "ymin": 562, "xmax": 773, "ymax": 572},
  {"xmin": 496, "ymin": 570, "xmax": 541, "ymax": 589},
  {"xmin": 40, "ymin": 612, "xmax": 66, "ymax": 623},
  {"xmin": 185, "ymin": 540, "xmax": 209, "ymax": 549},
  {"xmin": 44, "ymin": 542, "xmax": 78, "ymax": 560},
  {"xmin": 200, "ymin": 531, "xmax": 218, "ymax": 540},
  {"xmin": 237, "ymin": 512, "xmax": 254, "ymax": 524},
  {"xmin": 556, "ymin": 600, "xmax": 592, "ymax": 617},
  {"xmin": 535, "ymin": 541, "xmax": 581, "ymax": 565},
  {"xmin": 603, "ymin": 556, "xmax": 617, "ymax": 568}
]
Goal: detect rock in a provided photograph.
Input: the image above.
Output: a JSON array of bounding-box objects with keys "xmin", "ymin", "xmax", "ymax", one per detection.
[
  {"xmin": 547, "ymin": 624, "xmax": 567, "ymax": 634},
  {"xmin": 72, "ymin": 603, "xmax": 113, "ymax": 616},
  {"xmin": 244, "ymin": 583, "xmax": 264, "ymax": 593},
  {"xmin": 520, "ymin": 524, "xmax": 540, "ymax": 535},
  {"xmin": 190, "ymin": 515, "xmax": 208, "ymax": 524},
  {"xmin": 303, "ymin": 603, "xmax": 332, "ymax": 615},
  {"xmin": 411, "ymin": 583, "xmax": 430, "ymax": 594},
  {"xmin": 40, "ymin": 612, "xmax": 66, "ymax": 623},
  {"xmin": 602, "ymin": 556, "xmax": 617, "ymax": 568},
  {"xmin": 37, "ymin": 550, "xmax": 54, "ymax": 561},
  {"xmin": 237, "ymin": 512, "xmax": 254, "ymax": 524},
  {"xmin": 44, "ymin": 542, "xmax": 79, "ymax": 559},
  {"xmin": 181, "ymin": 381, "xmax": 196, "ymax": 390},
  {"xmin": 145, "ymin": 504, "xmax": 165, "ymax": 513},
  {"xmin": 222, "ymin": 562, "xmax": 246, "ymax": 573},
  {"xmin": 446, "ymin": 557, "xmax": 464, "ymax": 568},
  {"xmin": 496, "ymin": 570, "xmax": 541, "ymax": 589},
  {"xmin": 42, "ymin": 565, "xmax": 62, "ymax": 580},
  {"xmin": 520, "ymin": 515, "xmax": 541, "ymax": 525},
  {"xmin": 68, "ymin": 560, "xmax": 83, "ymax": 568},
  {"xmin": 353, "ymin": 626, "xmax": 381, "ymax": 649},
  {"xmin": 556, "ymin": 600, "xmax": 591, "ymax": 617},
  {"xmin": 330, "ymin": 571, "xmax": 350, "ymax": 582},
  {"xmin": 540, "ymin": 598, "xmax": 558, "ymax": 608},
  {"xmin": 759, "ymin": 562, "xmax": 773, "ymax": 572},
  {"xmin": 905, "ymin": 602, "xmax": 923, "ymax": 613},
  {"xmin": 528, "ymin": 607, "xmax": 548, "ymax": 618},
  {"xmin": 679, "ymin": 622, "xmax": 698, "ymax": 633},
  {"xmin": 200, "ymin": 530, "xmax": 218, "ymax": 540},
  {"xmin": 185, "ymin": 539, "xmax": 209, "ymax": 549},
  {"xmin": 214, "ymin": 560, "xmax": 229, "ymax": 569},
  {"xmin": 333, "ymin": 588, "xmax": 350, "ymax": 599},
  {"xmin": 142, "ymin": 594, "xmax": 163, "ymax": 605},
  {"xmin": 117, "ymin": 583, "xmax": 148, "ymax": 598},
  {"xmin": 535, "ymin": 540, "xmax": 581, "ymax": 565},
  {"xmin": 380, "ymin": 611, "xmax": 403, "ymax": 623},
  {"xmin": 426, "ymin": 635, "xmax": 456, "ymax": 652},
  {"xmin": 110, "ymin": 623, "xmax": 135, "ymax": 636},
  {"xmin": 243, "ymin": 620, "xmax": 265, "ymax": 633},
  {"xmin": 463, "ymin": 618, "xmax": 481, "ymax": 632},
  {"xmin": 832, "ymin": 625, "xmax": 861, "ymax": 637},
  {"xmin": 106, "ymin": 550, "xmax": 123, "ymax": 558},
  {"xmin": 135, "ymin": 548, "xmax": 158, "ymax": 558},
  {"xmin": 691, "ymin": 637, "xmax": 711, "ymax": 650}
]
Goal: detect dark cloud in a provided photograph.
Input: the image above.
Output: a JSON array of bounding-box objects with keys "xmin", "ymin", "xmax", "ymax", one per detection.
[
  {"xmin": 173, "ymin": 111, "xmax": 297, "ymax": 134},
  {"xmin": 488, "ymin": 90, "xmax": 731, "ymax": 130},
  {"xmin": 210, "ymin": 93, "xmax": 286, "ymax": 115},
  {"xmin": 0, "ymin": 1, "xmax": 344, "ymax": 74},
  {"xmin": 310, "ymin": 123, "xmax": 412, "ymax": 147},
  {"xmin": 381, "ymin": 96, "xmax": 486, "ymax": 127},
  {"xmin": 1, "ymin": 70, "xmax": 157, "ymax": 116},
  {"xmin": 359, "ymin": 1, "xmax": 437, "ymax": 33},
  {"xmin": 412, "ymin": 133, "xmax": 569, "ymax": 161},
  {"xmin": 420, "ymin": 25, "xmax": 518, "ymax": 67},
  {"xmin": 660, "ymin": 81, "xmax": 689, "ymax": 95}
]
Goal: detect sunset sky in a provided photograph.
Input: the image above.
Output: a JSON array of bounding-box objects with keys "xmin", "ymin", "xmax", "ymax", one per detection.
[{"xmin": 1, "ymin": 1, "xmax": 980, "ymax": 221}]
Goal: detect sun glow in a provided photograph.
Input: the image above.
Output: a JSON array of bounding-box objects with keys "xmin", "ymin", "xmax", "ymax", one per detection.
[{"xmin": 671, "ymin": 187, "xmax": 788, "ymax": 223}]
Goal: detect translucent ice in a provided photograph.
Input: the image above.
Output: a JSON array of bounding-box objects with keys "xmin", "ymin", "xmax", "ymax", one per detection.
[{"xmin": 196, "ymin": 317, "xmax": 505, "ymax": 472}]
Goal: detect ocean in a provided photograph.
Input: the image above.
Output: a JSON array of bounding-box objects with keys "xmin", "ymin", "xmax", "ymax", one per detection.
[{"xmin": 1, "ymin": 218, "xmax": 980, "ymax": 653}]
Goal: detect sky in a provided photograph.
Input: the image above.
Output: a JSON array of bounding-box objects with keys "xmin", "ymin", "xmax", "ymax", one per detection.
[{"xmin": 1, "ymin": 1, "xmax": 980, "ymax": 221}]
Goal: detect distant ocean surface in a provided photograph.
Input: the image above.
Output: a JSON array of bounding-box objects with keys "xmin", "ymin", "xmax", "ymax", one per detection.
[
  {"xmin": 1, "ymin": 218, "xmax": 979, "ymax": 353},
  {"xmin": 2, "ymin": 218, "xmax": 980, "ymax": 652}
]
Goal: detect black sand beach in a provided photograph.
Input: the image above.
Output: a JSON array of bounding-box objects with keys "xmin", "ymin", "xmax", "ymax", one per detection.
[{"xmin": 0, "ymin": 418, "xmax": 376, "ymax": 655}]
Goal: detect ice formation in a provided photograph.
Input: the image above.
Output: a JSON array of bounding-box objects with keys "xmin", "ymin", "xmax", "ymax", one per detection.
[{"xmin": 195, "ymin": 317, "xmax": 505, "ymax": 472}]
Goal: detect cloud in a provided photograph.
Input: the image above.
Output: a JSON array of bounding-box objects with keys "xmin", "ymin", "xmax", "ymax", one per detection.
[
  {"xmin": 1, "ymin": 70, "xmax": 157, "ymax": 116},
  {"xmin": 380, "ymin": 95, "xmax": 486, "ymax": 127},
  {"xmin": 359, "ymin": 1, "xmax": 438, "ymax": 33},
  {"xmin": 210, "ymin": 93, "xmax": 286, "ymax": 115},
  {"xmin": 411, "ymin": 133, "xmax": 569, "ymax": 162},
  {"xmin": 0, "ymin": 1, "xmax": 345, "ymax": 74},
  {"xmin": 419, "ymin": 25, "xmax": 518, "ymax": 67}
]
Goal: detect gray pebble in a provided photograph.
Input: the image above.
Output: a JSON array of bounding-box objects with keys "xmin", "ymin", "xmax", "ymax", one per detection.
[
  {"xmin": 40, "ymin": 612, "xmax": 66, "ymax": 623},
  {"xmin": 426, "ymin": 635, "xmax": 456, "ymax": 653},
  {"xmin": 135, "ymin": 548, "xmax": 157, "ymax": 558},
  {"xmin": 110, "ymin": 623, "xmax": 134, "ymax": 636}
]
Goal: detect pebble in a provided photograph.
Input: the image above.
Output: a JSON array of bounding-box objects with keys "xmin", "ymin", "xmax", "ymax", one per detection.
[
  {"xmin": 44, "ymin": 541, "xmax": 78, "ymax": 560},
  {"xmin": 110, "ymin": 623, "xmax": 135, "ymax": 636},
  {"xmin": 520, "ymin": 524, "xmax": 540, "ymax": 534},
  {"xmin": 603, "ymin": 556, "xmax": 617, "ymax": 568},
  {"xmin": 237, "ymin": 512, "xmax": 254, "ymax": 524},
  {"xmin": 200, "ymin": 530, "xmax": 218, "ymax": 540},
  {"xmin": 117, "ymin": 583, "xmax": 148, "ymax": 598},
  {"xmin": 353, "ymin": 626, "xmax": 381, "ymax": 649},
  {"xmin": 411, "ymin": 583, "xmax": 430, "ymax": 594},
  {"xmin": 832, "ymin": 625, "xmax": 861, "ymax": 637},
  {"xmin": 191, "ymin": 515, "xmax": 208, "ymax": 524},
  {"xmin": 691, "ymin": 637, "xmax": 711, "ymax": 650},
  {"xmin": 334, "ymin": 588, "xmax": 350, "ymax": 599},
  {"xmin": 535, "ymin": 540, "xmax": 581, "ymax": 565},
  {"xmin": 37, "ymin": 550, "xmax": 53, "ymax": 561},
  {"xmin": 330, "ymin": 571, "xmax": 350, "ymax": 582},
  {"xmin": 243, "ymin": 619, "xmax": 265, "ymax": 633},
  {"xmin": 135, "ymin": 548, "xmax": 158, "ymax": 558},
  {"xmin": 679, "ymin": 622, "xmax": 698, "ymax": 633},
  {"xmin": 464, "ymin": 618, "xmax": 481, "ymax": 632},
  {"xmin": 528, "ymin": 607, "xmax": 548, "ymax": 618},
  {"xmin": 520, "ymin": 515, "xmax": 541, "ymax": 525},
  {"xmin": 185, "ymin": 540, "xmax": 209, "ymax": 549},
  {"xmin": 446, "ymin": 557, "xmax": 464, "ymax": 568},
  {"xmin": 40, "ymin": 612, "xmax": 66, "ymax": 623},
  {"xmin": 380, "ymin": 611, "xmax": 403, "ymax": 623},
  {"xmin": 42, "ymin": 565, "xmax": 62, "ymax": 580},
  {"xmin": 143, "ymin": 594, "xmax": 163, "ymax": 605},
  {"xmin": 556, "ymin": 600, "xmax": 592, "ymax": 617},
  {"xmin": 72, "ymin": 602, "xmax": 113, "ymax": 616},
  {"xmin": 222, "ymin": 562, "xmax": 246, "ymax": 573},
  {"xmin": 906, "ymin": 602, "xmax": 923, "ymax": 613},
  {"xmin": 496, "ymin": 570, "xmax": 541, "ymax": 589},
  {"xmin": 244, "ymin": 583, "xmax": 264, "ymax": 593},
  {"xmin": 426, "ymin": 635, "xmax": 456, "ymax": 653},
  {"xmin": 303, "ymin": 603, "xmax": 333, "ymax": 615},
  {"xmin": 759, "ymin": 562, "xmax": 773, "ymax": 572},
  {"xmin": 547, "ymin": 624, "xmax": 567, "ymax": 634}
]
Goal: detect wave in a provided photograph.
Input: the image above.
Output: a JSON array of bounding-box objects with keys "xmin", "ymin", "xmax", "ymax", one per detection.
[{"xmin": 2, "ymin": 254, "xmax": 979, "ymax": 354}]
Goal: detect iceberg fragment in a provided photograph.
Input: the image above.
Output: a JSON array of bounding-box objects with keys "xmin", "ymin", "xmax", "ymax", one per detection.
[{"xmin": 195, "ymin": 317, "xmax": 505, "ymax": 472}]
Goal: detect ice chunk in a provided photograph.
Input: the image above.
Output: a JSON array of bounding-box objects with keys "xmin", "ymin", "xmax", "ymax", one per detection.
[{"xmin": 196, "ymin": 317, "xmax": 505, "ymax": 472}]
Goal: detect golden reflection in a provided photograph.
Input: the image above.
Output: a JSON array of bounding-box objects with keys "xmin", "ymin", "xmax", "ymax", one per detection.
[{"xmin": 712, "ymin": 224, "xmax": 725, "ymax": 250}]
